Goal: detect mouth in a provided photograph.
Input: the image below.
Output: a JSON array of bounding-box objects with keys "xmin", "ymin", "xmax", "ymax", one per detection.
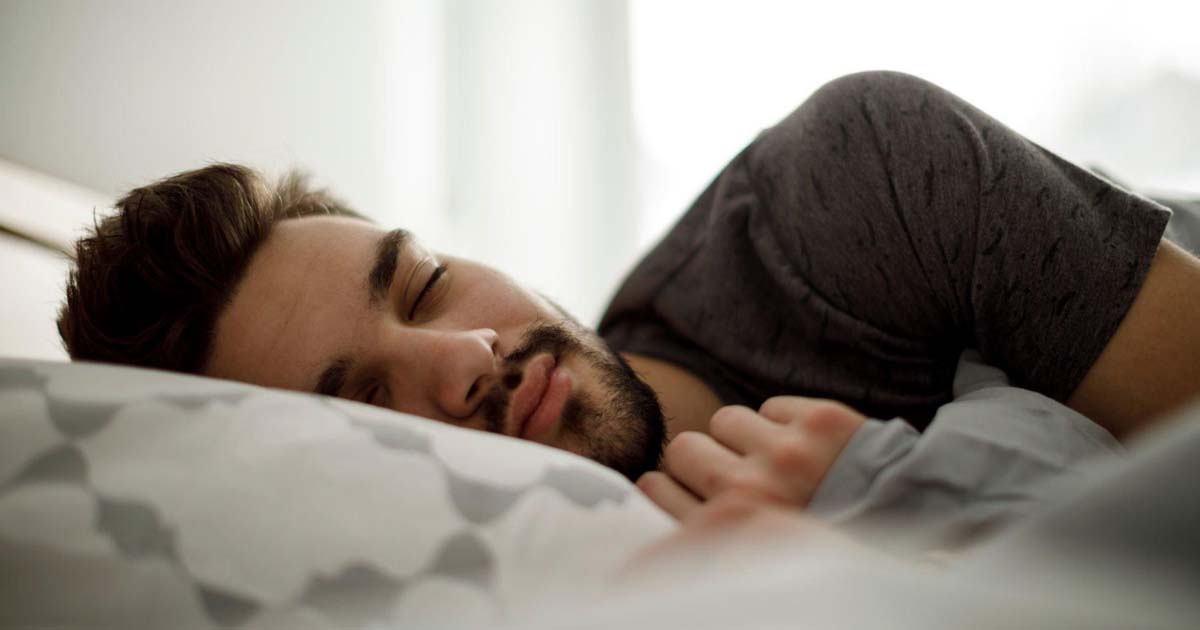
[
  {"xmin": 506, "ymin": 352, "xmax": 570, "ymax": 440},
  {"xmin": 507, "ymin": 353, "xmax": 555, "ymax": 438}
]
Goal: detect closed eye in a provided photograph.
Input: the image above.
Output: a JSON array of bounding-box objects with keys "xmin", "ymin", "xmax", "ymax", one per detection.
[
  {"xmin": 361, "ymin": 383, "xmax": 381, "ymax": 405},
  {"xmin": 408, "ymin": 264, "xmax": 447, "ymax": 320}
]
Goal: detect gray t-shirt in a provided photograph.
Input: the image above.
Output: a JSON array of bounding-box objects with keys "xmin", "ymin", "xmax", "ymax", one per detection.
[
  {"xmin": 598, "ymin": 71, "xmax": 1177, "ymax": 545},
  {"xmin": 598, "ymin": 71, "xmax": 1171, "ymax": 429}
]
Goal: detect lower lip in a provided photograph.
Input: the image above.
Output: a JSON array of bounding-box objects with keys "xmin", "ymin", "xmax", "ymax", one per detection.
[{"xmin": 522, "ymin": 366, "xmax": 570, "ymax": 441}]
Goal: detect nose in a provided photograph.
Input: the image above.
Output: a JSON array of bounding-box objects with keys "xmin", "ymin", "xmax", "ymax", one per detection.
[{"xmin": 431, "ymin": 328, "xmax": 500, "ymax": 419}]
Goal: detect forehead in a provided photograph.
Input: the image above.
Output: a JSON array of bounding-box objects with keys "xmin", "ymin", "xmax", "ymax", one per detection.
[
  {"xmin": 266, "ymin": 216, "xmax": 384, "ymax": 268},
  {"xmin": 205, "ymin": 216, "xmax": 386, "ymax": 389}
]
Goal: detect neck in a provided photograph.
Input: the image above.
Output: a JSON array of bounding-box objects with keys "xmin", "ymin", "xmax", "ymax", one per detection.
[{"xmin": 621, "ymin": 352, "xmax": 724, "ymax": 441}]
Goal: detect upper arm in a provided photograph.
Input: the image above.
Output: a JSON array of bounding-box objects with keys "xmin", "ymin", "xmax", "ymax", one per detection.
[
  {"xmin": 1067, "ymin": 238, "xmax": 1200, "ymax": 438},
  {"xmin": 749, "ymin": 71, "xmax": 1175, "ymax": 419}
]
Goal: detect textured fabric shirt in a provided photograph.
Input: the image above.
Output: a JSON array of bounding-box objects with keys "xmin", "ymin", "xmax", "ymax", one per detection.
[{"xmin": 598, "ymin": 71, "xmax": 1172, "ymax": 429}]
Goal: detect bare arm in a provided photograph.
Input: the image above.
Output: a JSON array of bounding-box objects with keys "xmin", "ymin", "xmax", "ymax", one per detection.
[{"xmin": 1068, "ymin": 238, "xmax": 1200, "ymax": 438}]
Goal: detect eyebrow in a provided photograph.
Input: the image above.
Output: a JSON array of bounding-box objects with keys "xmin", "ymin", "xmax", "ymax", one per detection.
[
  {"xmin": 312, "ymin": 228, "xmax": 412, "ymax": 397},
  {"xmin": 368, "ymin": 228, "xmax": 412, "ymax": 307}
]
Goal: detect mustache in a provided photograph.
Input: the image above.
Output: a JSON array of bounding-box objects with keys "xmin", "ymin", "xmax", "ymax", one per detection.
[{"xmin": 480, "ymin": 321, "xmax": 587, "ymax": 434}]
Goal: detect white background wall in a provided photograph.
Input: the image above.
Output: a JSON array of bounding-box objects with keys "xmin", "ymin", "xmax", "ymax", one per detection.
[
  {"xmin": 0, "ymin": 0, "xmax": 443, "ymax": 230},
  {"xmin": 2, "ymin": 0, "xmax": 1199, "ymax": 361},
  {"xmin": 0, "ymin": 0, "xmax": 636, "ymax": 332},
  {"xmin": 442, "ymin": 0, "xmax": 636, "ymax": 324},
  {"xmin": 629, "ymin": 0, "xmax": 1200, "ymax": 247}
]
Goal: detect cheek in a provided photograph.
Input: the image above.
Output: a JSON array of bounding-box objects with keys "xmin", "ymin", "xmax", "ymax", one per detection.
[
  {"xmin": 458, "ymin": 273, "xmax": 549, "ymax": 328},
  {"xmin": 504, "ymin": 269, "xmax": 551, "ymax": 314}
]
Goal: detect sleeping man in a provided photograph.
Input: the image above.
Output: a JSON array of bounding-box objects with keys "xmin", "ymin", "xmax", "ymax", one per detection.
[{"xmin": 57, "ymin": 71, "xmax": 1200, "ymax": 543}]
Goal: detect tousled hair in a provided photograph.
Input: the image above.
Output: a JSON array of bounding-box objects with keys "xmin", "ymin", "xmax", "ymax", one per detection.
[{"xmin": 58, "ymin": 163, "xmax": 364, "ymax": 373}]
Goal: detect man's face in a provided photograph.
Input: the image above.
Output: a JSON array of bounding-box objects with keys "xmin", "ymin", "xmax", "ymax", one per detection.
[{"xmin": 206, "ymin": 216, "xmax": 665, "ymax": 481}]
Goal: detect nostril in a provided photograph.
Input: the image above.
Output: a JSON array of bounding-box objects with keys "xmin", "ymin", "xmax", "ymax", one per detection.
[{"xmin": 465, "ymin": 381, "xmax": 479, "ymax": 402}]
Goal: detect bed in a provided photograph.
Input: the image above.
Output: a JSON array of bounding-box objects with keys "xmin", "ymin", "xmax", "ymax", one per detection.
[
  {"xmin": 2, "ymin": 160, "xmax": 1198, "ymax": 628},
  {"xmin": 0, "ymin": 157, "xmax": 106, "ymax": 362}
]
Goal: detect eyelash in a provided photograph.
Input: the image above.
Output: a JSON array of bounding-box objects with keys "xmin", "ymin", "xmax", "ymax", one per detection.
[
  {"xmin": 359, "ymin": 264, "xmax": 448, "ymax": 405},
  {"xmin": 407, "ymin": 263, "xmax": 448, "ymax": 320}
]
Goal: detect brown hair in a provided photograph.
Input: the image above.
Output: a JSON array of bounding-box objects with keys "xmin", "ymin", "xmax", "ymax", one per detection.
[{"xmin": 58, "ymin": 163, "xmax": 364, "ymax": 373}]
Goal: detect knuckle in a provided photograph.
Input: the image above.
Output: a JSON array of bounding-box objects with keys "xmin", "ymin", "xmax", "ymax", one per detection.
[
  {"xmin": 709, "ymin": 405, "xmax": 747, "ymax": 432},
  {"xmin": 765, "ymin": 437, "xmax": 818, "ymax": 478},
  {"xmin": 703, "ymin": 467, "xmax": 765, "ymax": 499},
  {"xmin": 722, "ymin": 470, "xmax": 769, "ymax": 497},
  {"xmin": 636, "ymin": 471, "xmax": 666, "ymax": 491},
  {"xmin": 701, "ymin": 470, "xmax": 729, "ymax": 496},
  {"xmin": 799, "ymin": 402, "xmax": 862, "ymax": 437},
  {"xmin": 664, "ymin": 431, "xmax": 700, "ymax": 459},
  {"xmin": 757, "ymin": 396, "xmax": 794, "ymax": 420}
]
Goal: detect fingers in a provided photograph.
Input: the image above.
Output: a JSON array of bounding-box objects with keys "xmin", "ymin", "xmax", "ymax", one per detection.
[
  {"xmin": 636, "ymin": 471, "xmax": 702, "ymax": 521},
  {"xmin": 758, "ymin": 396, "xmax": 867, "ymax": 448},
  {"xmin": 708, "ymin": 404, "xmax": 783, "ymax": 454},
  {"xmin": 660, "ymin": 430, "xmax": 746, "ymax": 499},
  {"xmin": 639, "ymin": 396, "xmax": 870, "ymax": 521},
  {"xmin": 758, "ymin": 396, "xmax": 847, "ymax": 424}
]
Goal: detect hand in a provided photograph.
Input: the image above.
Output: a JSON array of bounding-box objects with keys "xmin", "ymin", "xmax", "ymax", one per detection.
[{"xmin": 637, "ymin": 396, "xmax": 866, "ymax": 521}]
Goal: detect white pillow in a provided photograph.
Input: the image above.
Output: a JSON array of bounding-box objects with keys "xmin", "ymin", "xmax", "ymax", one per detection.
[{"xmin": 0, "ymin": 358, "xmax": 674, "ymax": 629}]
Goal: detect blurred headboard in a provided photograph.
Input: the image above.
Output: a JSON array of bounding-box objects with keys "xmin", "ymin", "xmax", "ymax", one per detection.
[{"xmin": 0, "ymin": 158, "xmax": 110, "ymax": 360}]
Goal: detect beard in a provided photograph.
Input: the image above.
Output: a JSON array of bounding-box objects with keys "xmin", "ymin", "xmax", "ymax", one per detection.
[{"xmin": 478, "ymin": 319, "xmax": 666, "ymax": 482}]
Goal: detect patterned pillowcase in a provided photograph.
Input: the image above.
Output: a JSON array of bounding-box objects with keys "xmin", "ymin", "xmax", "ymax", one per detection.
[{"xmin": 0, "ymin": 358, "xmax": 673, "ymax": 629}]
